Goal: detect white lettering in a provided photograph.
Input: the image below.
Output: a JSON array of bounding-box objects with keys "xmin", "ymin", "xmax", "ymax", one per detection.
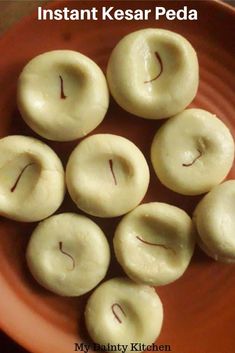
[
  {"xmin": 137, "ymin": 9, "xmax": 151, "ymax": 20},
  {"xmin": 37, "ymin": 5, "xmax": 197, "ymax": 21},
  {"xmin": 155, "ymin": 6, "xmax": 197, "ymax": 21},
  {"xmin": 115, "ymin": 9, "xmax": 124, "ymax": 20},
  {"xmin": 54, "ymin": 9, "xmax": 63, "ymax": 21},
  {"xmin": 155, "ymin": 7, "xmax": 166, "ymax": 20},
  {"xmin": 70, "ymin": 9, "xmax": 79, "ymax": 20},
  {"xmin": 38, "ymin": 6, "xmax": 42, "ymax": 20},
  {"xmin": 166, "ymin": 9, "xmax": 175, "ymax": 20},
  {"xmin": 125, "ymin": 9, "xmax": 133, "ymax": 20},
  {"xmin": 43, "ymin": 9, "xmax": 53, "ymax": 20},
  {"xmin": 102, "ymin": 8, "xmax": 151, "ymax": 21},
  {"xmin": 177, "ymin": 7, "xmax": 187, "ymax": 20},
  {"xmin": 91, "ymin": 7, "xmax": 98, "ymax": 20},
  {"xmin": 189, "ymin": 9, "xmax": 198, "ymax": 20},
  {"xmin": 37, "ymin": 6, "xmax": 98, "ymax": 21},
  {"xmin": 63, "ymin": 7, "xmax": 69, "ymax": 20},
  {"xmin": 102, "ymin": 7, "xmax": 114, "ymax": 20}
]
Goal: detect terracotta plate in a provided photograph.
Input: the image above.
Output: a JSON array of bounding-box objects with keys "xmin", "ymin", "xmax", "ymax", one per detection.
[{"xmin": 0, "ymin": 1, "xmax": 235, "ymax": 352}]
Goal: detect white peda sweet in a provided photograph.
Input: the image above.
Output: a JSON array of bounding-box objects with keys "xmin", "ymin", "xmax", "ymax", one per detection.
[
  {"xmin": 66, "ymin": 134, "xmax": 150, "ymax": 218},
  {"xmin": 85, "ymin": 277, "xmax": 163, "ymax": 353},
  {"xmin": 17, "ymin": 50, "xmax": 109, "ymax": 141},
  {"xmin": 151, "ymin": 109, "xmax": 234, "ymax": 195},
  {"xmin": 107, "ymin": 28, "xmax": 199, "ymax": 119},
  {"xmin": 26, "ymin": 213, "xmax": 110, "ymax": 296},
  {"xmin": 114, "ymin": 203, "xmax": 195, "ymax": 286},
  {"xmin": 0, "ymin": 135, "xmax": 65, "ymax": 222},
  {"xmin": 193, "ymin": 180, "xmax": 235, "ymax": 263}
]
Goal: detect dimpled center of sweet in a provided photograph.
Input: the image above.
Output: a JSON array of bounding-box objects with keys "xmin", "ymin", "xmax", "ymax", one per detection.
[
  {"xmin": 141, "ymin": 38, "xmax": 183, "ymax": 92},
  {"xmin": 0, "ymin": 154, "xmax": 41, "ymax": 199},
  {"xmin": 27, "ymin": 65, "xmax": 84, "ymax": 116},
  {"xmin": 125, "ymin": 215, "xmax": 182, "ymax": 273},
  {"xmin": 80, "ymin": 154, "xmax": 133, "ymax": 190}
]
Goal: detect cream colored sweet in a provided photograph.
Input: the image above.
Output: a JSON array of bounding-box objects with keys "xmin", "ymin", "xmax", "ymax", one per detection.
[
  {"xmin": 17, "ymin": 50, "xmax": 109, "ymax": 141},
  {"xmin": 114, "ymin": 203, "xmax": 195, "ymax": 286},
  {"xmin": 151, "ymin": 109, "xmax": 234, "ymax": 195},
  {"xmin": 107, "ymin": 28, "xmax": 199, "ymax": 119},
  {"xmin": 66, "ymin": 134, "xmax": 150, "ymax": 218},
  {"xmin": 193, "ymin": 180, "xmax": 235, "ymax": 263},
  {"xmin": 0, "ymin": 135, "xmax": 65, "ymax": 222},
  {"xmin": 85, "ymin": 277, "xmax": 163, "ymax": 353},
  {"xmin": 26, "ymin": 213, "xmax": 110, "ymax": 296}
]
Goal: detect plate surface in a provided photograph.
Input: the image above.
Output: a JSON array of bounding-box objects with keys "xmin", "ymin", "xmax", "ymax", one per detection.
[{"xmin": 0, "ymin": 1, "xmax": 235, "ymax": 353}]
